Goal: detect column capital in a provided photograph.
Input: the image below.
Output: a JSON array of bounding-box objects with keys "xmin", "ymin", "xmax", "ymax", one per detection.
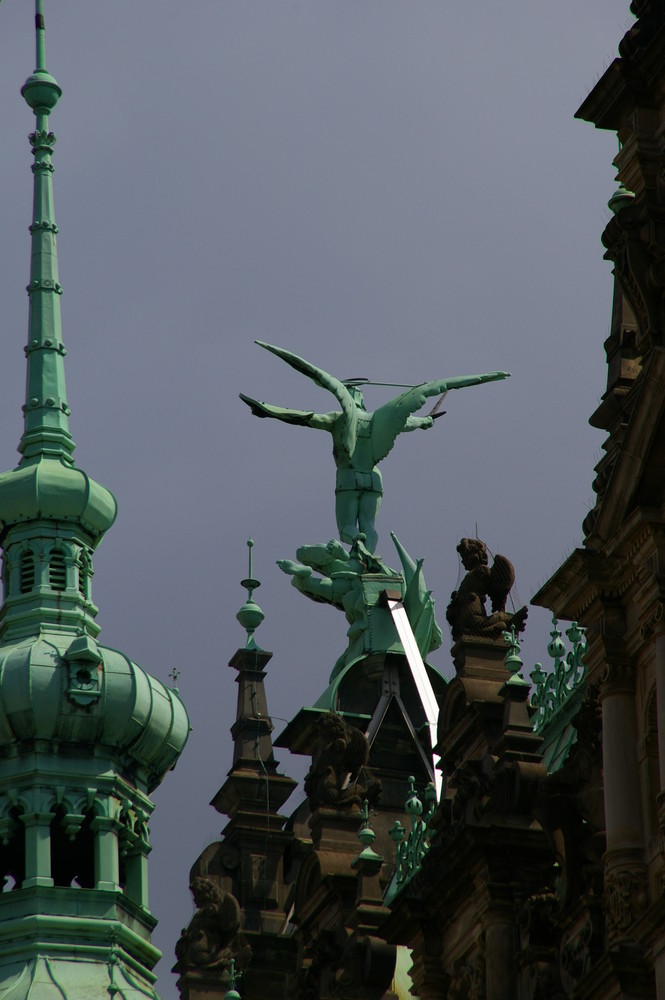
[{"xmin": 599, "ymin": 659, "xmax": 636, "ymax": 696}]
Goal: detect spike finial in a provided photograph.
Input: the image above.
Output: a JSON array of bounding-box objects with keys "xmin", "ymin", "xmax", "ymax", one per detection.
[{"xmin": 236, "ymin": 540, "xmax": 265, "ymax": 649}]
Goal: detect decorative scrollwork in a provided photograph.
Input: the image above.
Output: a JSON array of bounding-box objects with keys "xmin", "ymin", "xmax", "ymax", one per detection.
[
  {"xmin": 530, "ymin": 619, "xmax": 587, "ymax": 733},
  {"xmin": 385, "ymin": 776, "xmax": 436, "ymax": 902}
]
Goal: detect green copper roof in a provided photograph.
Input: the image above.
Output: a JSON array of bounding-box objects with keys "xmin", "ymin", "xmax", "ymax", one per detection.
[{"xmin": 0, "ymin": 631, "xmax": 189, "ymax": 792}]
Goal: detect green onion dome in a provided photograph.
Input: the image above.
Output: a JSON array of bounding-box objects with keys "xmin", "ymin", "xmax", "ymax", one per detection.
[
  {"xmin": 0, "ymin": 458, "xmax": 117, "ymax": 541},
  {"xmin": 0, "ymin": 631, "xmax": 189, "ymax": 793}
]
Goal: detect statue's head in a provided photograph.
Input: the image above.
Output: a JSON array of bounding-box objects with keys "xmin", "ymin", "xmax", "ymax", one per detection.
[
  {"xmin": 344, "ymin": 382, "xmax": 366, "ymax": 410},
  {"xmin": 190, "ymin": 876, "xmax": 217, "ymax": 908},
  {"xmin": 457, "ymin": 537, "xmax": 488, "ymax": 570}
]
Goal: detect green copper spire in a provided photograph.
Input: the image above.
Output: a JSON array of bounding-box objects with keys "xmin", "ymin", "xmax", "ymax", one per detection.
[
  {"xmin": 19, "ymin": 0, "xmax": 72, "ymax": 465},
  {"xmin": 0, "ymin": 0, "xmax": 117, "ymax": 642}
]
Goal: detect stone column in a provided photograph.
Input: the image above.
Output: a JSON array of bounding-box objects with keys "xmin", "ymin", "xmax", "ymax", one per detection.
[
  {"xmin": 652, "ymin": 632, "xmax": 665, "ymax": 998},
  {"xmin": 22, "ymin": 811, "xmax": 53, "ymax": 888},
  {"xmin": 124, "ymin": 848, "xmax": 149, "ymax": 909},
  {"xmin": 600, "ymin": 660, "xmax": 647, "ymax": 942},
  {"xmin": 654, "ymin": 633, "xmax": 665, "ymax": 797},
  {"xmin": 483, "ymin": 907, "xmax": 515, "ymax": 1000},
  {"xmin": 92, "ymin": 815, "xmax": 120, "ymax": 891}
]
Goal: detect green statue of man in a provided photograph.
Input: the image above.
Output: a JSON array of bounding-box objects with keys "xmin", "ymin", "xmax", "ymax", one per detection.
[{"xmin": 241, "ymin": 341, "xmax": 509, "ymax": 553}]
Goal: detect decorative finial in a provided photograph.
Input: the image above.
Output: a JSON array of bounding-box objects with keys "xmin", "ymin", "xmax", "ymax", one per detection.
[
  {"xmin": 608, "ymin": 139, "xmax": 635, "ymax": 215},
  {"xmin": 236, "ymin": 539, "xmax": 265, "ymax": 650},
  {"xmin": 547, "ymin": 617, "xmax": 566, "ymax": 661},
  {"xmin": 169, "ymin": 667, "xmax": 181, "ymax": 692},
  {"xmin": 354, "ymin": 799, "xmax": 383, "ymax": 864},
  {"xmin": 21, "ymin": 1, "xmax": 62, "ymax": 117},
  {"xmin": 502, "ymin": 625, "xmax": 527, "ymax": 686},
  {"xmin": 224, "ymin": 958, "xmax": 242, "ymax": 1000}
]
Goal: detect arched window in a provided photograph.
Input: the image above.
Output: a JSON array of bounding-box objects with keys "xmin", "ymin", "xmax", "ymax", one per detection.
[
  {"xmin": 49, "ymin": 549, "xmax": 67, "ymax": 592},
  {"xmin": 19, "ymin": 551, "xmax": 35, "ymax": 594},
  {"xmin": 50, "ymin": 807, "xmax": 94, "ymax": 889}
]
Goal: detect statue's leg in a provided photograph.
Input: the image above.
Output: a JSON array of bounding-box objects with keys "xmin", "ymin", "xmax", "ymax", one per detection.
[
  {"xmin": 358, "ymin": 491, "xmax": 381, "ymax": 553},
  {"xmin": 336, "ymin": 492, "xmax": 359, "ymax": 546}
]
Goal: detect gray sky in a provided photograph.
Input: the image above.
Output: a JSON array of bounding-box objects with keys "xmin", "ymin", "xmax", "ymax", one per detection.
[{"xmin": 0, "ymin": 3, "xmax": 632, "ymax": 997}]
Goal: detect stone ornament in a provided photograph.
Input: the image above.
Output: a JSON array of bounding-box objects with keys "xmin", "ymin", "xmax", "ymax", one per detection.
[
  {"xmin": 446, "ymin": 538, "xmax": 528, "ymax": 642},
  {"xmin": 175, "ymin": 876, "xmax": 250, "ymax": 973},
  {"xmin": 304, "ymin": 713, "xmax": 380, "ymax": 813}
]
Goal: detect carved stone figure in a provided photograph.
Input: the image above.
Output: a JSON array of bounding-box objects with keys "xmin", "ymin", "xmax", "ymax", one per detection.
[
  {"xmin": 446, "ymin": 538, "xmax": 528, "ymax": 642},
  {"xmin": 175, "ymin": 876, "xmax": 246, "ymax": 972},
  {"xmin": 241, "ymin": 341, "xmax": 508, "ymax": 552},
  {"xmin": 304, "ymin": 713, "xmax": 380, "ymax": 812}
]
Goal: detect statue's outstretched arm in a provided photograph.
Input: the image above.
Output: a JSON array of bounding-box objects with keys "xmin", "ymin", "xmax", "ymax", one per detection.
[
  {"xmin": 239, "ymin": 393, "xmax": 336, "ymax": 430},
  {"xmin": 403, "ymin": 415, "xmax": 434, "ymax": 432},
  {"xmin": 254, "ymin": 342, "xmax": 358, "ymax": 457},
  {"xmin": 371, "ymin": 371, "xmax": 509, "ymax": 463}
]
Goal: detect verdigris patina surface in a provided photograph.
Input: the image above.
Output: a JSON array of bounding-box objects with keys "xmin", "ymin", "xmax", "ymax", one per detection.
[{"xmin": 241, "ymin": 341, "xmax": 509, "ymax": 553}]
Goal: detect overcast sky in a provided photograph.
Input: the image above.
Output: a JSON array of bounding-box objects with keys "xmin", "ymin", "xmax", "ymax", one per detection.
[{"xmin": 0, "ymin": 3, "xmax": 634, "ymax": 997}]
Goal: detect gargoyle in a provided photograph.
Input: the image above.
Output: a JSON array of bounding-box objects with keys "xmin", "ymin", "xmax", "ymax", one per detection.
[
  {"xmin": 304, "ymin": 712, "xmax": 380, "ymax": 813},
  {"xmin": 446, "ymin": 537, "xmax": 528, "ymax": 642},
  {"xmin": 175, "ymin": 876, "xmax": 248, "ymax": 973}
]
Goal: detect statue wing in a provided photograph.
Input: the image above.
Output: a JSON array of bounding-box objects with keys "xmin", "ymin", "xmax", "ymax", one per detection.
[
  {"xmin": 255, "ymin": 341, "xmax": 358, "ymax": 457},
  {"xmin": 343, "ymin": 725, "xmax": 369, "ymax": 776},
  {"xmin": 487, "ymin": 553, "xmax": 515, "ymax": 612},
  {"xmin": 371, "ymin": 371, "xmax": 509, "ymax": 464},
  {"xmin": 240, "ymin": 393, "xmax": 316, "ymax": 426},
  {"xmin": 219, "ymin": 890, "xmax": 241, "ymax": 935}
]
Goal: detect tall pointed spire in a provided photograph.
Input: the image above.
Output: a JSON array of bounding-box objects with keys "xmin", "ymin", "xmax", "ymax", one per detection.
[
  {"xmin": 0, "ymin": 0, "xmax": 117, "ymax": 642},
  {"xmin": 19, "ymin": 0, "xmax": 73, "ymax": 465},
  {"xmin": 0, "ymin": 8, "xmax": 189, "ymax": 998}
]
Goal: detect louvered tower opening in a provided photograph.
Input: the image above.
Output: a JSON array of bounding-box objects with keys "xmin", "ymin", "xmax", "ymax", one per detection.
[
  {"xmin": 19, "ymin": 551, "xmax": 35, "ymax": 594},
  {"xmin": 49, "ymin": 549, "xmax": 66, "ymax": 591}
]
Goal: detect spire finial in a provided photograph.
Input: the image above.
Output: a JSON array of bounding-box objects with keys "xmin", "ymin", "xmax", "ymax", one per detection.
[
  {"xmin": 502, "ymin": 625, "xmax": 528, "ymax": 687},
  {"xmin": 224, "ymin": 959, "xmax": 242, "ymax": 999},
  {"xmin": 36, "ymin": 0, "xmax": 47, "ymax": 72},
  {"xmin": 21, "ymin": 0, "xmax": 62, "ymax": 117},
  {"xmin": 236, "ymin": 539, "xmax": 265, "ymax": 650}
]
